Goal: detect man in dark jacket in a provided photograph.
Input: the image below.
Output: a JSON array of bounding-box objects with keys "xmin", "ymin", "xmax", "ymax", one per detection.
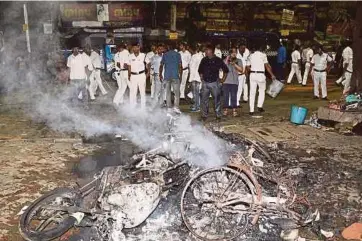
[{"xmin": 198, "ymin": 44, "xmax": 229, "ymax": 120}]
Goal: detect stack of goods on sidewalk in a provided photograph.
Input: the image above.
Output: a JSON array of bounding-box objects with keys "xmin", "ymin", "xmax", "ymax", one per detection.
[
  {"xmin": 341, "ymin": 93, "xmax": 362, "ymax": 112},
  {"xmin": 327, "ymin": 92, "xmax": 362, "ymax": 112}
]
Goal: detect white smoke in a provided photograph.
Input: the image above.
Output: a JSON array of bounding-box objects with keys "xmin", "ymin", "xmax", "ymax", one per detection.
[{"xmin": 0, "ymin": 2, "xmax": 229, "ymax": 168}]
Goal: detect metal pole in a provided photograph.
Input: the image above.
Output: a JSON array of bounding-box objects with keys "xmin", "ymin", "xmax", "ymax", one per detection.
[
  {"xmin": 23, "ymin": 3, "xmax": 31, "ymax": 53},
  {"xmin": 170, "ymin": 3, "xmax": 176, "ymax": 31}
]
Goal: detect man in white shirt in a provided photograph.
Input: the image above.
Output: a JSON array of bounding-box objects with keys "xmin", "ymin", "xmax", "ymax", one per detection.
[
  {"xmin": 88, "ymin": 48, "xmax": 107, "ymax": 100},
  {"xmin": 128, "ymin": 43, "xmax": 146, "ymax": 108},
  {"xmin": 335, "ymin": 41, "xmax": 353, "ymax": 94},
  {"xmin": 145, "ymin": 44, "xmax": 156, "ymax": 98},
  {"xmin": 179, "ymin": 42, "xmax": 192, "ymax": 99},
  {"xmin": 113, "ymin": 44, "xmax": 130, "ymax": 105},
  {"xmin": 214, "ymin": 43, "xmax": 222, "ymax": 59},
  {"xmin": 310, "ymin": 45, "xmax": 333, "ymax": 100},
  {"xmin": 236, "ymin": 42, "xmax": 250, "ymax": 105},
  {"xmin": 147, "ymin": 44, "xmax": 164, "ymax": 107},
  {"xmin": 246, "ymin": 43, "xmax": 276, "ymax": 115},
  {"xmin": 287, "ymin": 45, "xmax": 302, "ymax": 84},
  {"xmin": 188, "ymin": 44, "xmax": 204, "ymax": 112},
  {"xmin": 67, "ymin": 47, "xmax": 93, "ymax": 102},
  {"xmin": 302, "ymin": 44, "xmax": 314, "ymax": 86}
]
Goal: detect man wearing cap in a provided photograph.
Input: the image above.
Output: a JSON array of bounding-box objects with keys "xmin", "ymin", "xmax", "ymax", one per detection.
[
  {"xmin": 179, "ymin": 42, "xmax": 192, "ymax": 99},
  {"xmin": 159, "ymin": 42, "xmax": 182, "ymax": 113},
  {"xmin": 145, "ymin": 44, "xmax": 157, "ymax": 98},
  {"xmin": 128, "ymin": 43, "xmax": 146, "ymax": 108},
  {"xmin": 310, "ymin": 45, "xmax": 333, "ymax": 100},
  {"xmin": 246, "ymin": 42, "xmax": 276, "ymax": 115},
  {"xmin": 113, "ymin": 44, "xmax": 130, "ymax": 106}
]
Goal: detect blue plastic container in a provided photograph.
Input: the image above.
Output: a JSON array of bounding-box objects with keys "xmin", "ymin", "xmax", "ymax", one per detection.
[{"xmin": 290, "ymin": 105, "xmax": 308, "ymax": 125}]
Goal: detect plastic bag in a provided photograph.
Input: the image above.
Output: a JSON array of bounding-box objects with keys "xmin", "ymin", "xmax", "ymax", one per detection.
[{"xmin": 267, "ymin": 79, "xmax": 284, "ymax": 98}]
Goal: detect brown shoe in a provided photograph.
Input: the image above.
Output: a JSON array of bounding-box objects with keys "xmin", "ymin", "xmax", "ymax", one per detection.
[
  {"xmin": 232, "ymin": 108, "xmax": 239, "ymax": 117},
  {"xmin": 223, "ymin": 108, "xmax": 228, "ymax": 116}
]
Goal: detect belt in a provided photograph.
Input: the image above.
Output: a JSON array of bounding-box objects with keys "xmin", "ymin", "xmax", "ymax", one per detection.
[
  {"xmin": 238, "ymin": 74, "xmax": 245, "ymax": 76},
  {"xmin": 250, "ymin": 71, "xmax": 265, "ymax": 74},
  {"xmin": 153, "ymin": 73, "xmax": 159, "ymax": 75},
  {"xmin": 346, "ymin": 70, "xmax": 353, "ymax": 74},
  {"xmin": 292, "ymin": 62, "xmax": 298, "ymax": 64},
  {"xmin": 131, "ymin": 70, "xmax": 145, "ymax": 75},
  {"xmin": 183, "ymin": 67, "xmax": 189, "ymax": 70},
  {"xmin": 313, "ymin": 69, "xmax": 326, "ymax": 72}
]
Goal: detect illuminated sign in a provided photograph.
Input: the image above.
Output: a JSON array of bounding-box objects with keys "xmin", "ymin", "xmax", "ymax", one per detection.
[
  {"xmin": 60, "ymin": 4, "xmax": 97, "ymax": 21},
  {"xmin": 169, "ymin": 32, "xmax": 178, "ymax": 40},
  {"xmin": 109, "ymin": 4, "xmax": 144, "ymax": 22}
]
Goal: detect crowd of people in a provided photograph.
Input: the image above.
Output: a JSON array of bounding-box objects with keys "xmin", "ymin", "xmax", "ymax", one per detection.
[
  {"xmin": 65, "ymin": 38, "xmax": 353, "ymax": 120},
  {"xmin": 277, "ymin": 40, "xmax": 353, "ymax": 99}
]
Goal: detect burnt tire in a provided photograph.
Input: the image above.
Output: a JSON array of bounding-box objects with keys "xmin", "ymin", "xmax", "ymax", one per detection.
[{"xmin": 19, "ymin": 187, "xmax": 81, "ymax": 241}]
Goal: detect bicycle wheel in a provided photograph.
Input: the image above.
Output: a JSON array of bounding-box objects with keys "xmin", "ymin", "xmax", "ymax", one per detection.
[
  {"xmin": 181, "ymin": 167, "xmax": 261, "ymax": 241},
  {"xmin": 19, "ymin": 187, "xmax": 81, "ymax": 241}
]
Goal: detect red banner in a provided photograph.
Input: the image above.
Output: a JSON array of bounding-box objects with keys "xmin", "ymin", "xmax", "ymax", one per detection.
[
  {"xmin": 109, "ymin": 3, "xmax": 145, "ymax": 22},
  {"xmin": 60, "ymin": 4, "xmax": 97, "ymax": 21}
]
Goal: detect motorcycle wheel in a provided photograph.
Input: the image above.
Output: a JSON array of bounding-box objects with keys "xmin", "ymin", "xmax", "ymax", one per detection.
[{"xmin": 19, "ymin": 187, "xmax": 82, "ymax": 241}]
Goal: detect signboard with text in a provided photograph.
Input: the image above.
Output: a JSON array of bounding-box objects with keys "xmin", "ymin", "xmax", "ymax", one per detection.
[
  {"xmin": 60, "ymin": 4, "xmax": 97, "ymax": 21},
  {"xmin": 109, "ymin": 3, "xmax": 145, "ymax": 23},
  {"xmin": 60, "ymin": 3, "xmax": 147, "ymax": 27},
  {"xmin": 169, "ymin": 32, "xmax": 178, "ymax": 40}
]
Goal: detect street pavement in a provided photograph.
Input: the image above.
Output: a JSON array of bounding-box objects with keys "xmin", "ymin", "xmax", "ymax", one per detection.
[{"xmin": 0, "ymin": 77, "xmax": 358, "ymax": 241}]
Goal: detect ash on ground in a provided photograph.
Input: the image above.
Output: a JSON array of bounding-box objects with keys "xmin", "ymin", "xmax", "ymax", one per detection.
[{"xmin": 69, "ymin": 130, "xmax": 361, "ymax": 241}]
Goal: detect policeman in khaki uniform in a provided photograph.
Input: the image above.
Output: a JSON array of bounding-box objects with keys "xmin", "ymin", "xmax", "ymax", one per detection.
[
  {"xmin": 245, "ymin": 43, "xmax": 276, "ymax": 116},
  {"xmin": 128, "ymin": 43, "xmax": 147, "ymax": 108},
  {"xmin": 310, "ymin": 45, "xmax": 333, "ymax": 100}
]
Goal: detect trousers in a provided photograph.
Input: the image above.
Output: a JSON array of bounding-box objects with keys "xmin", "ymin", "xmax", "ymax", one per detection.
[
  {"xmin": 313, "ymin": 72, "xmax": 327, "ymax": 98},
  {"xmin": 201, "ymin": 81, "xmax": 222, "ymax": 118},
  {"xmin": 275, "ymin": 63, "xmax": 286, "ymax": 82},
  {"xmin": 302, "ymin": 63, "xmax": 311, "ymax": 85},
  {"xmin": 249, "ymin": 73, "xmax": 266, "ymax": 113},
  {"xmin": 71, "ymin": 79, "xmax": 87, "ymax": 104},
  {"xmin": 342, "ymin": 72, "xmax": 352, "ymax": 94},
  {"xmin": 180, "ymin": 69, "xmax": 189, "ymax": 99},
  {"xmin": 153, "ymin": 75, "xmax": 164, "ymax": 106},
  {"xmin": 150, "ymin": 73, "xmax": 155, "ymax": 98},
  {"xmin": 113, "ymin": 71, "xmax": 129, "ymax": 105},
  {"xmin": 237, "ymin": 74, "xmax": 248, "ymax": 105},
  {"xmin": 89, "ymin": 70, "xmax": 107, "ymax": 99},
  {"xmin": 287, "ymin": 63, "xmax": 302, "ymax": 84},
  {"xmin": 165, "ymin": 78, "xmax": 180, "ymax": 108},
  {"xmin": 191, "ymin": 81, "xmax": 201, "ymax": 109},
  {"xmin": 129, "ymin": 73, "xmax": 146, "ymax": 108},
  {"xmin": 223, "ymin": 84, "xmax": 238, "ymax": 109}
]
